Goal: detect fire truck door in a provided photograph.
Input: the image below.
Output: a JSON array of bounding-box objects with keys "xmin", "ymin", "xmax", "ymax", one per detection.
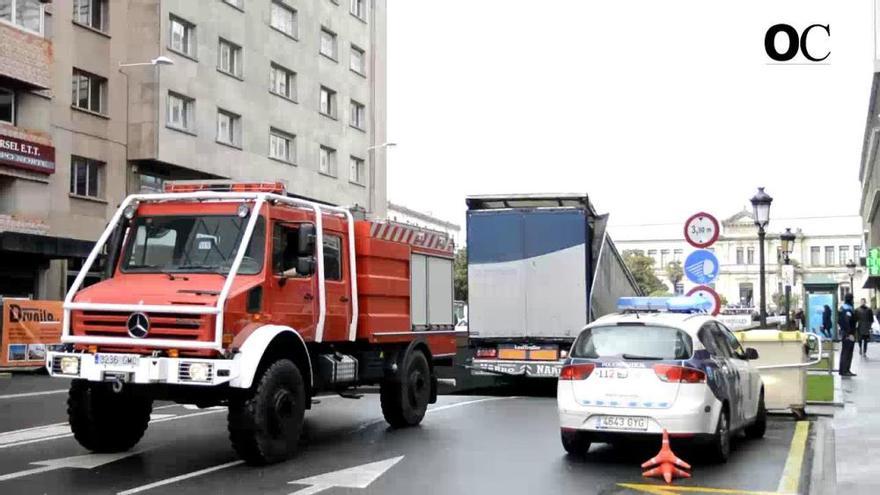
[
  {"xmin": 270, "ymin": 223, "xmax": 316, "ymax": 338},
  {"xmin": 320, "ymin": 233, "xmax": 352, "ymax": 342}
]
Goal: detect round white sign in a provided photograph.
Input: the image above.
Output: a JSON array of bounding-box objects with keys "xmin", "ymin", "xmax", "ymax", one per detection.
[{"xmin": 684, "ymin": 212, "xmax": 720, "ymax": 249}]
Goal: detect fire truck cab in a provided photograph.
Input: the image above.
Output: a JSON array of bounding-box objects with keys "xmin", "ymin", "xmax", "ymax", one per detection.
[{"xmin": 46, "ymin": 181, "xmax": 459, "ymax": 464}]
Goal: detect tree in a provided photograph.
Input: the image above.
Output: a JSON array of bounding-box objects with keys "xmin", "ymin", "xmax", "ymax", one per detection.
[
  {"xmin": 454, "ymin": 248, "xmax": 467, "ymax": 301},
  {"xmin": 718, "ymin": 294, "xmax": 729, "ymax": 307},
  {"xmin": 622, "ymin": 250, "xmax": 667, "ymax": 296},
  {"xmin": 665, "ymin": 261, "xmax": 683, "ymax": 294}
]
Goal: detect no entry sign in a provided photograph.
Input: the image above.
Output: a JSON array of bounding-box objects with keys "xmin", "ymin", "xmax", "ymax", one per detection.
[
  {"xmin": 683, "ymin": 212, "xmax": 720, "ymax": 249},
  {"xmin": 686, "ymin": 285, "xmax": 721, "ymax": 316}
]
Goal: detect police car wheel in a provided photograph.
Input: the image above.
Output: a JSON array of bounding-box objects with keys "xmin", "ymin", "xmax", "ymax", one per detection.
[
  {"xmin": 228, "ymin": 359, "xmax": 306, "ymax": 465},
  {"xmin": 381, "ymin": 349, "xmax": 431, "ymax": 428},
  {"xmin": 68, "ymin": 380, "xmax": 152, "ymax": 453},
  {"xmin": 708, "ymin": 408, "xmax": 731, "ymax": 463},
  {"xmin": 561, "ymin": 429, "xmax": 591, "ymax": 456},
  {"xmin": 745, "ymin": 390, "xmax": 767, "ymax": 440}
]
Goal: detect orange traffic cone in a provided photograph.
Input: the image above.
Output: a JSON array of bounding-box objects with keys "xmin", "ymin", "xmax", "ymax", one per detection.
[{"xmin": 641, "ymin": 429, "xmax": 692, "ymax": 484}]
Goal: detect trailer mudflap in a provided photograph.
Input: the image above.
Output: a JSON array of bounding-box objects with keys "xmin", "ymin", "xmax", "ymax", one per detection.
[{"xmin": 469, "ymin": 359, "xmax": 563, "ymax": 378}]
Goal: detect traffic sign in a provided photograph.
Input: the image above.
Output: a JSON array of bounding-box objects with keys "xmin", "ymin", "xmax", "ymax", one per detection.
[
  {"xmin": 684, "ymin": 249, "xmax": 719, "ymax": 285},
  {"xmin": 683, "ymin": 212, "xmax": 720, "ymax": 249},
  {"xmin": 686, "ymin": 285, "xmax": 721, "ymax": 316}
]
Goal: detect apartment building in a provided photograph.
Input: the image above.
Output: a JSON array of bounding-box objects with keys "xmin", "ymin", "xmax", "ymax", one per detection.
[{"xmin": 0, "ymin": 0, "xmax": 387, "ymax": 299}]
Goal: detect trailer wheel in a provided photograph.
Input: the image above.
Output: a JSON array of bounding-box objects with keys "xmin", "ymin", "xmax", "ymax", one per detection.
[
  {"xmin": 68, "ymin": 380, "xmax": 152, "ymax": 453},
  {"xmin": 381, "ymin": 349, "xmax": 431, "ymax": 428},
  {"xmin": 228, "ymin": 359, "xmax": 306, "ymax": 465}
]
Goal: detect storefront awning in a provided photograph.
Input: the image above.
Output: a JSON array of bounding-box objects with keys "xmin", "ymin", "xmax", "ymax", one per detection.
[
  {"xmin": 863, "ymin": 276, "xmax": 880, "ymax": 290},
  {"xmin": 0, "ymin": 232, "xmax": 94, "ymax": 259}
]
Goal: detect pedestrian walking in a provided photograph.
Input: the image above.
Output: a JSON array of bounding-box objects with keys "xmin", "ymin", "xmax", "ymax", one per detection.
[
  {"xmin": 838, "ymin": 294, "xmax": 858, "ymax": 377},
  {"xmin": 822, "ymin": 305, "xmax": 833, "ymax": 340},
  {"xmin": 794, "ymin": 308, "xmax": 806, "ymax": 330},
  {"xmin": 856, "ymin": 298, "xmax": 873, "ymax": 356}
]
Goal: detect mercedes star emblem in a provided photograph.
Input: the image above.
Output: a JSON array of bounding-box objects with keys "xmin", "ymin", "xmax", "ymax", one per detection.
[{"xmin": 127, "ymin": 312, "xmax": 150, "ymax": 338}]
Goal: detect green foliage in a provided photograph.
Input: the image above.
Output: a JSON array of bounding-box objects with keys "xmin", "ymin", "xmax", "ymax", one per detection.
[
  {"xmin": 454, "ymin": 248, "xmax": 468, "ymax": 301},
  {"xmin": 718, "ymin": 293, "xmax": 729, "ymax": 307},
  {"xmin": 622, "ymin": 250, "xmax": 667, "ymax": 296}
]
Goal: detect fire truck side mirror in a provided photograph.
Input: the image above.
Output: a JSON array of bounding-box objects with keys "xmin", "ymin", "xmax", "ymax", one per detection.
[
  {"xmin": 297, "ymin": 224, "xmax": 316, "ymax": 256},
  {"xmin": 296, "ymin": 256, "xmax": 316, "ymax": 277}
]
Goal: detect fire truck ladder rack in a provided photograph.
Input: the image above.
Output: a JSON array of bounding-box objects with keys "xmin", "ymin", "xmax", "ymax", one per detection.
[{"xmin": 62, "ymin": 191, "xmax": 359, "ymax": 351}]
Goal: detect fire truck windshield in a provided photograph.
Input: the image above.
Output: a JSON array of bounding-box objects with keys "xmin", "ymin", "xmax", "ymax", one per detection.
[{"xmin": 120, "ymin": 215, "xmax": 266, "ymax": 275}]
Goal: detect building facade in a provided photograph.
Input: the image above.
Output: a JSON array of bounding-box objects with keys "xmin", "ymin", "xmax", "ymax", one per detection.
[
  {"xmin": 0, "ymin": 0, "xmax": 387, "ymax": 299},
  {"xmin": 386, "ymin": 201, "xmax": 461, "ymax": 247},
  {"xmin": 613, "ymin": 211, "xmax": 867, "ymax": 311},
  {"xmin": 859, "ymin": 2, "xmax": 880, "ymax": 283}
]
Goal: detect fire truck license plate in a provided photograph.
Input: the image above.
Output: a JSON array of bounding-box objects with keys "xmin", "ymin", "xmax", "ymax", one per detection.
[
  {"xmin": 95, "ymin": 354, "xmax": 140, "ymax": 368},
  {"xmin": 598, "ymin": 416, "xmax": 648, "ymax": 431}
]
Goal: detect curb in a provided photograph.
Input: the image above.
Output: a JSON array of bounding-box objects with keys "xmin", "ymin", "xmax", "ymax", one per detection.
[{"xmin": 808, "ymin": 418, "xmax": 837, "ymax": 495}]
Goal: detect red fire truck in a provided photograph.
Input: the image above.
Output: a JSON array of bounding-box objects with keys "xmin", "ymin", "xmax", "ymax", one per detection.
[{"xmin": 46, "ymin": 181, "xmax": 459, "ymax": 464}]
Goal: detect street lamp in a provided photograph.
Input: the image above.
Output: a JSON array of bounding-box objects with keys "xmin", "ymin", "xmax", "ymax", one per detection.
[
  {"xmin": 780, "ymin": 227, "xmax": 796, "ymax": 329},
  {"xmin": 366, "ymin": 142, "xmax": 397, "ymax": 217},
  {"xmin": 847, "ymin": 259, "xmax": 858, "ymax": 295},
  {"xmin": 750, "ymin": 187, "xmax": 773, "ymax": 328}
]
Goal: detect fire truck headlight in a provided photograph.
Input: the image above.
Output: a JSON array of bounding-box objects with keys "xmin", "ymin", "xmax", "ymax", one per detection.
[
  {"xmin": 186, "ymin": 362, "xmax": 211, "ymax": 382},
  {"xmin": 59, "ymin": 356, "xmax": 80, "ymax": 375}
]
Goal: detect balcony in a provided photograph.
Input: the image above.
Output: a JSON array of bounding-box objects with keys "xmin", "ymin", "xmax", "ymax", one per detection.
[{"xmin": 0, "ymin": 20, "xmax": 51, "ymax": 90}]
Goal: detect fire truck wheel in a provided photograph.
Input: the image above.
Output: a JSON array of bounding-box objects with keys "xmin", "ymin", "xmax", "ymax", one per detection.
[
  {"xmin": 381, "ymin": 349, "xmax": 431, "ymax": 428},
  {"xmin": 67, "ymin": 380, "xmax": 152, "ymax": 453},
  {"xmin": 228, "ymin": 359, "xmax": 306, "ymax": 465}
]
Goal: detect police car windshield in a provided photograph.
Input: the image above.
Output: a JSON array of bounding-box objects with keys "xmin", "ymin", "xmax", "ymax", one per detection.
[
  {"xmin": 572, "ymin": 325, "xmax": 693, "ymax": 360},
  {"xmin": 121, "ymin": 215, "xmax": 265, "ymax": 275}
]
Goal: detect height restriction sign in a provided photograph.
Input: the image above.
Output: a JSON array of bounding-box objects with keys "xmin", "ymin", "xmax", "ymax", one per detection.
[{"xmin": 684, "ymin": 212, "xmax": 720, "ymax": 249}]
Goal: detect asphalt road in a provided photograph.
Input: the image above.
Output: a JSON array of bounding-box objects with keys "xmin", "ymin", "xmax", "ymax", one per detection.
[{"xmin": 0, "ymin": 373, "xmax": 809, "ymax": 495}]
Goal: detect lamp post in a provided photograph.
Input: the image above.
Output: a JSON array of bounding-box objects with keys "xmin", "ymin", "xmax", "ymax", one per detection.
[
  {"xmin": 847, "ymin": 260, "xmax": 857, "ymax": 296},
  {"xmin": 750, "ymin": 187, "xmax": 773, "ymax": 328},
  {"xmin": 118, "ymin": 57, "xmax": 174, "ymax": 193},
  {"xmin": 780, "ymin": 228, "xmax": 796, "ymax": 329},
  {"xmin": 366, "ymin": 142, "xmax": 397, "ymax": 218}
]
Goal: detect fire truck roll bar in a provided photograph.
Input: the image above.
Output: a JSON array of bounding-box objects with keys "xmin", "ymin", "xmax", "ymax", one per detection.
[{"xmin": 62, "ymin": 191, "xmax": 359, "ymax": 351}]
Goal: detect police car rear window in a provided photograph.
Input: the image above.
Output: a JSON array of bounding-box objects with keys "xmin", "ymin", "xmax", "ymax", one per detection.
[{"xmin": 571, "ymin": 325, "xmax": 693, "ymax": 360}]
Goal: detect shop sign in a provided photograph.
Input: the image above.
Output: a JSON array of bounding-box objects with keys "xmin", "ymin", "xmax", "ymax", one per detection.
[
  {"xmin": 1, "ymin": 299, "xmax": 62, "ymax": 367},
  {"xmin": 0, "ymin": 135, "xmax": 55, "ymax": 174}
]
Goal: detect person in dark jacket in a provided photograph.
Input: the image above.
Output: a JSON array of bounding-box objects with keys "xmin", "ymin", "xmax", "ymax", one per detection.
[
  {"xmin": 856, "ymin": 298, "xmax": 873, "ymax": 356},
  {"xmin": 822, "ymin": 305, "xmax": 833, "ymax": 340},
  {"xmin": 839, "ymin": 294, "xmax": 857, "ymax": 376}
]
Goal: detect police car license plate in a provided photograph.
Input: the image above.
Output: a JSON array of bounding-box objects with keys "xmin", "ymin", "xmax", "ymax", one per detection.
[
  {"xmin": 95, "ymin": 354, "xmax": 140, "ymax": 368},
  {"xmin": 598, "ymin": 415, "xmax": 648, "ymax": 431}
]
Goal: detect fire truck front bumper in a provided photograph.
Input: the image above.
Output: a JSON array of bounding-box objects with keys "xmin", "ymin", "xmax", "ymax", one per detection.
[{"xmin": 46, "ymin": 352, "xmax": 238, "ymax": 387}]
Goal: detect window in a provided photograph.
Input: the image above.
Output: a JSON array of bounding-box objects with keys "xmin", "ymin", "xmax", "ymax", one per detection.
[
  {"xmin": 320, "ymin": 27, "xmax": 337, "ymax": 59},
  {"xmin": 673, "ymin": 249, "xmax": 683, "ymax": 262},
  {"xmin": 647, "ymin": 250, "xmax": 657, "ymax": 263},
  {"xmin": 738, "ymin": 283, "xmax": 753, "ymax": 306},
  {"xmin": 660, "ymin": 249, "xmax": 669, "ymax": 267},
  {"xmin": 840, "ymin": 246, "xmax": 849, "ymax": 267},
  {"xmin": 349, "ymin": 100, "xmax": 365, "ymax": 130},
  {"xmin": 736, "ymin": 247, "xmax": 744, "ymax": 265},
  {"xmin": 269, "ymin": 129, "xmax": 295, "ymax": 163},
  {"xmin": 319, "ymin": 146, "xmax": 336, "ymax": 176},
  {"xmin": 0, "ymin": 88, "xmax": 13, "ymax": 124},
  {"xmin": 216, "ymin": 109, "xmax": 241, "ymax": 146},
  {"xmin": 169, "ymin": 15, "xmax": 196, "ymax": 57},
  {"xmin": 747, "ymin": 247, "xmax": 754, "ymax": 265},
  {"xmin": 71, "ymin": 69, "xmax": 106, "ymax": 114},
  {"xmin": 0, "ymin": 0, "xmax": 43, "ymax": 33},
  {"xmin": 138, "ymin": 173, "xmax": 164, "ymax": 193},
  {"xmin": 572, "ymin": 325, "xmax": 693, "ymax": 360},
  {"xmin": 270, "ymin": 1, "xmax": 297, "ymax": 37},
  {"xmin": 218, "ymin": 38, "xmax": 242, "ymax": 77},
  {"xmin": 350, "ymin": 45, "xmax": 365, "ymax": 74},
  {"xmin": 349, "ymin": 0, "xmax": 366, "ymax": 19},
  {"xmin": 854, "ymin": 246, "xmax": 862, "ymax": 262},
  {"xmin": 73, "ymin": 0, "xmax": 106, "ymax": 31},
  {"xmin": 319, "ymin": 86, "xmax": 336, "ymax": 118},
  {"xmin": 269, "ymin": 63, "xmax": 296, "ymax": 100},
  {"xmin": 69, "ymin": 156, "xmax": 103, "ymax": 198},
  {"xmin": 323, "ymin": 235, "xmax": 342, "ymax": 281},
  {"xmin": 825, "ymin": 246, "xmax": 834, "ymax": 266},
  {"xmin": 167, "ymin": 92, "xmax": 194, "ymax": 131},
  {"xmin": 273, "ymin": 224, "xmax": 304, "ymax": 277},
  {"xmin": 810, "ymin": 246, "xmax": 820, "ymax": 266},
  {"xmin": 349, "ymin": 156, "xmax": 364, "ymax": 184}
]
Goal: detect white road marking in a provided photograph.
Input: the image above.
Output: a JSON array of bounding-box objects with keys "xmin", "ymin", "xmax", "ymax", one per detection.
[
  {"xmin": 0, "ymin": 389, "xmax": 68, "ymax": 400},
  {"xmin": 116, "ymin": 460, "xmax": 244, "ymax": 495},
  {"xmin": 0, "ymin": 451, "xmax": 140, "ymax": 482},
  {"xmin": 353, "ymin": 396, "xmax": 517, "ymax": 433},
  {"xmin": 288, "ymin": 456, "xmax": 404, "ymax": 495}
]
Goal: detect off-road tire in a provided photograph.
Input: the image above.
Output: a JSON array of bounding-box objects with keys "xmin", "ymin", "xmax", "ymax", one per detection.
[
  {"xmin": 68, "ymin": 379, "xmax": 152, "ymax": 453},
  {"xmin": 707, "ymin": 407, "xmax": 731, "ymax": 463},
  {"xmin": 380, "ymin": 349, "xmax": 431, "ymax": 428},
  {"xmin": 745, "ymin": 390, "xmax": 767, "ymax": 439},
  {"xmin": 228, "ymin": 359, "xmax": 306, "ymax": 465},
  {"xmin": 561, "ymin": 429, "xmax": 591, "ymax": 456}
]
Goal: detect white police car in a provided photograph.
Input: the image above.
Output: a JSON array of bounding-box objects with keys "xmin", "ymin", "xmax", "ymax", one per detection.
[{"xmin": 557, "ymin": 297, "xmax": 766, "ymax": 462}]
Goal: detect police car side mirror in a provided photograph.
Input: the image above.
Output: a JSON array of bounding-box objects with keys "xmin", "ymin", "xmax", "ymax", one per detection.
[
  {"xmin": 745, "ymin": 348, "xmax": 759, "ymax": 360},
  {"xmin": 296, "ymin": 256, "xmax": 316, "ymax": 277}
]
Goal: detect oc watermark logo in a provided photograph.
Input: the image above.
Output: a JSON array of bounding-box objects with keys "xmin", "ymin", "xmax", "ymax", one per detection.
[{"xmin": 765, "ymin": 24, "xmax": 830, "ymax": 63}]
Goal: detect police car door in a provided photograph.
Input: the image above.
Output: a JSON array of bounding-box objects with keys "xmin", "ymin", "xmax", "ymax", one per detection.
[
  {"xmin": 697, "ymin": 324, "xmax": 739, "ymax": 429},
  {"xmin": 717, "ymin": 323, "xmax": 756, "ymax": 423},
  {"xmin": 708, "ymin": 323, "xmax": 747, "ymax": 429}
]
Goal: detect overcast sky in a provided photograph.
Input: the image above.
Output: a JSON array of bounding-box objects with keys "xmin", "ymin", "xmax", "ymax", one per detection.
[{"xmin": 386, "ymin": 1, "xmax": 875, "ymax": 237}]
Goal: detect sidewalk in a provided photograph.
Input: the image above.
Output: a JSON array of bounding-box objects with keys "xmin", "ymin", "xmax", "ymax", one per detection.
[{"xmin": 832, "ymin": 346, "xmax": 880, "ymax": 495}]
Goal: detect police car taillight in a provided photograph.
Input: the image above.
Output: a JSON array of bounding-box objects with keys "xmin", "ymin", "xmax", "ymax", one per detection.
[
  {"xmin": 559, "ymin": 363, "xmax": 595, "ymax": 380},
  {"xmin": 475, "ymin": 348, "xmax": 497, "ymax": 359},
  {"xmin": 653, "ymin": 364, "xmax": 706, "ymax": 384}
]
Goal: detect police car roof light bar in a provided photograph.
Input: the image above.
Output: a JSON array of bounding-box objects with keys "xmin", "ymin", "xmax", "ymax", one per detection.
[{"xmin": 617, "ymin": 296, "xmax": 712, "ymax": 314}]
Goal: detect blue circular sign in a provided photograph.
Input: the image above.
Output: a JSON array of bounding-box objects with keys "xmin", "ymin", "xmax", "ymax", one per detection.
[{"xmin": 684, "ymin": 249, "xmax": 719, "ymax": 285}]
